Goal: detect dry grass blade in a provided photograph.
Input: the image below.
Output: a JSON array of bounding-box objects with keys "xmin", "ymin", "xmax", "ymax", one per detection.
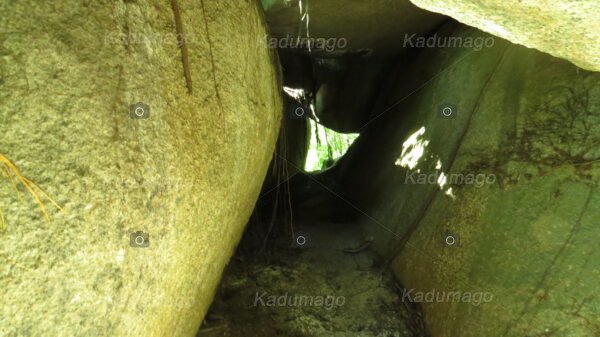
[{"xmin": 0, "ymin": 154, "xmax": 65, "ymax": 229}]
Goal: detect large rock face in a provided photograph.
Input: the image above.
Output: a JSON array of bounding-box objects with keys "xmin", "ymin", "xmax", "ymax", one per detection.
[
  {"xmin": 336, "ymin": 23, "xmax": 600, "ymax": 337},
  {"xmin": 0, "ymin": 1, "xmax": 281, "ymax": 337},
  {"xmin": 409, "ymin": 0, "xmax": 600, "ymax": 71}
]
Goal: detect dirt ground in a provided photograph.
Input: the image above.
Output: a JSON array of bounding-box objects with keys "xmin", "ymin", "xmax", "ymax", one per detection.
[{"xmin": 197, "ymin": 221, "xmax": 426, "ymax": 337}]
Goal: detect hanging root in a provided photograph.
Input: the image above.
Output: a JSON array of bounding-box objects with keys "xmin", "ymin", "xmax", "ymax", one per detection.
[{"xmin": 0, "ymin": 154, "xmax": 65, "ymax": 229}]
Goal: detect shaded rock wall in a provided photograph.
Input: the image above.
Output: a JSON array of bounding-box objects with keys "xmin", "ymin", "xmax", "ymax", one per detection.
[
  {"xmin": 314, "ymin": 58, "xmax": 392, "ymax": 133},
  {"xmin": 0, "ymin": 1, "xmax": 281, "ymax": 337},
  {"xmin": 261, "ymin": 0, "xmax": 446, "ymax": 133},
  {"xmin": 262, "ymin": 0, "xmax": 444, "ymax": 58},
  {"xmin": 336, "ymin": 22, "xmax": 600, "ymax": 337}
]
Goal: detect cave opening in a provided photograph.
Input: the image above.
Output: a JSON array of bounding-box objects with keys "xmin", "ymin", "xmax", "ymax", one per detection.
[
  {"xmin": 198, "ymin": 4, "xmax": 432, "ymax": 334},
  {"xmin": 304, "ymin": 119, "xmax": 358, "ymax": 172}
]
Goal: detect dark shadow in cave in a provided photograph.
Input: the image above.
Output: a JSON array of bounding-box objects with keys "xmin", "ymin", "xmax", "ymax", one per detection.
[{"xmin": 197, "ymin": 91, "xmax": 430, "ymax": 337}]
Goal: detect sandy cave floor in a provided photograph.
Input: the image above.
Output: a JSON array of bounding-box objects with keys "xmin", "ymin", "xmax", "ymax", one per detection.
[{"xmin": 197, "ymin": 221, "xmax": 426, "ymax": 337}]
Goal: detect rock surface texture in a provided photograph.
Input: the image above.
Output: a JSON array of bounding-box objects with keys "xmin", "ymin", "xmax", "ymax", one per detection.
[
  {"xmin": 336, "ymin": 22, "xmax": 600, "ymax": 337},
  {"xmin": 409, "ymin": 0, "xmax": 600, "ymax": 71},
  {"xmin": 0, "ymin": 1, "xmax": 281, "ymax": 337}
]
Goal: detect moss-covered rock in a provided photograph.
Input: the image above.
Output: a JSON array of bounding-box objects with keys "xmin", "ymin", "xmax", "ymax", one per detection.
[{"xmin": 0, "ymin": 1, "xmax": 281, "ymax": 337}]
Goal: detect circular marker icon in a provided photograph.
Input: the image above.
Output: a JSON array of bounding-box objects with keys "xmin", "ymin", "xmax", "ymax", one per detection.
[
  {"xmin": 296, "ymin": 235, "xmax": 306, "ymax": 246},
  {"xmin": 438, "ymin": 104, "xmax": 457, "ymax": 119},
  {"xmin": 130, "ymin": 230, "xmax": 150, "ymax": 247},
  {"xmin": 442, "ymin": 107, "xmax": 453, "ymax": 117},
  {"xmin": 443, "ymin": 230, "xmax": 459, "ymax": 247},
  {"xmin": 288, "ymin": 102, "xmax": 308, "ymax": 119},
  {"xmin": 129, "ymin": 102, "xmax": 150, "ymax": 119},
  {"xmin": 135, "ymin": 107, "xmax": 145, "ymax": 117},
  {"xmin": 291, "ymin": 230, "xmax": 311, "ymax": 248}
]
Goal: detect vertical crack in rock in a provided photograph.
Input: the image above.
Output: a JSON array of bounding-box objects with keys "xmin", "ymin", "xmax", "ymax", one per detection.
[
  {"xmin": 110, "ymin": 65, "xmax": 125, "ymax": 142},
  {"xmin": 171, "ymin": 0, "xmax": 193, "ymax": 94},
  {"xmin": 199, "ymin": 0, "xmax": 224, "ymax": 114}
]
